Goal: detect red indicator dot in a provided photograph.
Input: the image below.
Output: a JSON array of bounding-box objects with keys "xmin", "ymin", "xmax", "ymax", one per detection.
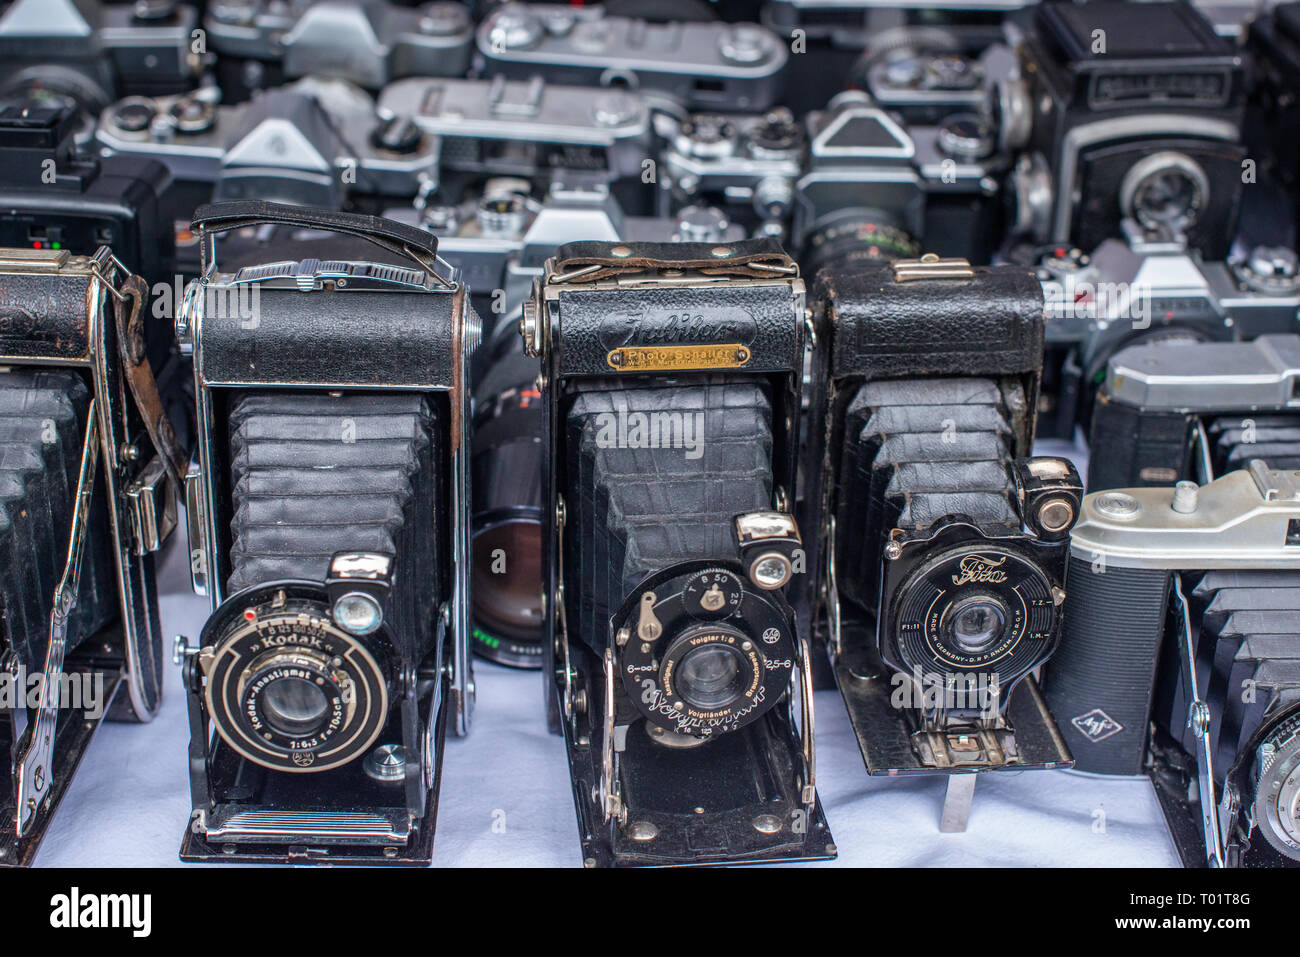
[{"xmin": 244, "ymin": 609, "xmax": 256, "ymax": 621}]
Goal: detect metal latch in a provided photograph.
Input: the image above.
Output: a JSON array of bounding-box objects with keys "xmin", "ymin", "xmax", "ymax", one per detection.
[
  {"xmin": 892, "ymin": 253, "xmax": 974, "ymax": 283},
  {"xmin": 126, "ymin": 455, "xmax": 177, "ymax": 554}
]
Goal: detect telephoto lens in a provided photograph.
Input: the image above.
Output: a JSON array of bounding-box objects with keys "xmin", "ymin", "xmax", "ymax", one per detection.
[
  {"xmin": 808, "ymin": 252, "xmax": 1082, "ymax": 827},
  {"xmin": 0, "ymin": 246, "xmax": 179, "ymax": 865},
  {"xmin": 175, "ymin": 201, "xmax": 477, "ymax": 866},
  {"xmin": 527, "ymin": 238, "xmax": 834, "ymax": 867},
  {"xmin": 470, "ymin": 335, "xmax": 544, "ymax": 668}
]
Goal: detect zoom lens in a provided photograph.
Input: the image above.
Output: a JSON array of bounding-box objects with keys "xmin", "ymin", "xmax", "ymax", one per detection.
[
  {"xmin": 946, "ymin": 595, "xmax": 1007, "ymax": 655},
  {"xmin": 676, "ymin": 643, "xmax": 747, "ymax": 710},
  {"xmin": 802, "ymin": 208, "xmax": 920, "ymax": 275},
  {"xmin": 471, "ymin": 347, "xmax": 544, "ymax": 667}
]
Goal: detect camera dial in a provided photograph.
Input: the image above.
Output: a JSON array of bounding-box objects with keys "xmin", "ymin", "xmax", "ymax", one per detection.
[
  {"xmin": 201, "ymin": 586, "xmax": 390, "ymax": 773},
  {"xmin": 889, "ymin": 542, "xmax": 1062, "ymax": 685},
  {"xmin": 617, "ymin": 563, "xmax": 796, "ymax": 739},
  {"xmin": 1252, "ymin": 711, "xmax": 1300, "ymax": 862}
]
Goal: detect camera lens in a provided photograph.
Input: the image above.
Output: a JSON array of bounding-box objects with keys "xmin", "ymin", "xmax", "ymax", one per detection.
[
  {"xmin": 676, "ymin": 643, "xmax": 747, "ymax": 710},
  {"xmin": 946, "ymin": 595, "xmax": 1007, "ymax": 655},
  {"xmin": 472, "ymin": 519, "xmax": 543, "ymax": 638},
  {"xmin": 802, "ymin": 209, "xmax": 920, "ymax": 275},
  {"xmin": 1119, "ymin": 151, "xmax": 1209, "ymax": 235},
  {"xmin": 471, "ymin": 348, "xmax": 545, "ymax": 667},
  {"xmin": 260, "ymin": 676, "xmax": 331, "ymax": 738}
]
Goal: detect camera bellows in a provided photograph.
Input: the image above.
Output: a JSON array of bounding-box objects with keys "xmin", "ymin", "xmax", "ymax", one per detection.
[
  {"xmin": 837, "ymin": 376, "xmax": 1025, "ymax": 609},
  {"xmin": 227, "ymin": 391, "xmax": 441, "ymax": 658},
  {"xmin": 565, "ymin": 379, "xmax": 773, "ymax": 646},
  {"xmin": 1168, "ymin": 570, "xmax": 1300, "ymax": 772},
  {"xmin": 0, "ymin": 369, "xmax": 115, "ymax": 670},
  {"xmin": 1209, "ymin": 414, "xmax": 1300, "ymax": 473}
]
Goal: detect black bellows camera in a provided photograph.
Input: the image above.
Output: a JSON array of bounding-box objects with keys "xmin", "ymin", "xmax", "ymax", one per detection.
[
  {"xmin": 1045, "ymin": 464, "xmax": 1300, "ymax": 867},
  {"xmin": 0, "ymin": 245, "xmax": 179, "ymax": 863},
  {"xmin": 526, "ymin": 239, "xmax": 833, "ymax": 866},
  {"xmin": 175, "ymin": 201, "xmax": 477, "ymax": 865},
  {"xmin": 810, "ymin": 254, "xmax": 1082, "ymax": 818}
]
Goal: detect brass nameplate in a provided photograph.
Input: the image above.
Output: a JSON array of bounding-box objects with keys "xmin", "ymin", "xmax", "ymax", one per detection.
[{"xmin": 605, "ymin": 343, "xmax": 751, "ymax": 372}]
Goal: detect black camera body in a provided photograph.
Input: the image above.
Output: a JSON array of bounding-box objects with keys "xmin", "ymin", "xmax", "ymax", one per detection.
[
  {"xmin": 527, "ymin": 238, "xmax": 833, "ymax": 866},
  {"xmin": 1045, "ymin": 465, "xmax": 1300, "ymax": 867},
  {"xmin": 0, "ymin": 0, "xmax": 201, "ymax": 115},
  {"xmin": 1088, "ymin": 334, "xmax": 1300, "ymax": 492},
  {"xmin": 0, "ymin": 245, "xmax": 179, "ymax": 864},
  {"xmin": 0, "ymin": 102, "xmax": 173, "ymax": 292},
  {"xmin": 1014, "ymin": 0, "xmax": 1248, "ymax": 258},
  {"xmin": 175, "ymin": 202, "xmax": 476, "ymax": 865},
  {"xmin": 1247, "ymin": 2, "xmax": 1300, "ymax": 238},
  {"xmin": 811, "ymin": 254, "xmax": 1081, "ymax": 785}
]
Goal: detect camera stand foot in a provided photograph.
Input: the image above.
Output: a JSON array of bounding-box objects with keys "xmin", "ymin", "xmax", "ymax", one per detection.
[{"xmin": 939, "ymin": 773, "xmax": 977, "ymax": 833}]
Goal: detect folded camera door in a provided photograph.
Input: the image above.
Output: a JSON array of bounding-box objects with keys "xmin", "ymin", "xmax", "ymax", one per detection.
[
  {"xmin": 526, "ymin": 239, "xmax": 834, "ymax": 867},
  {"xmin": 175, "ymin": 201, "xmax": 476, "ymax": 866},
  {"xmin": 0, "ymin": 246, "xmax": 178, "ymax": 865},
  {"xmin": 811, "ymin": 254, "xmax": 1081, "ymax": 826},
  {"xmin": 1047, "ymin": 463, "xmax": 1300, "ymax": 867}
]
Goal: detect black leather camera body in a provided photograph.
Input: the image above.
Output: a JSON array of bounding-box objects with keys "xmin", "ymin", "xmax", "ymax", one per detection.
[
  {"xmin": 526, "ymin": 238, "xmax": 833, "ymax": 866},
  {"xmin": 1014, "ymin": 0, "xmax": 1248, "ymax": 258},
  {"xmin": 1088, "ymin": 334, "xmax": 1300, "ymax": 492},
  {"xmin": 175, "ymin": 201, "xmax": 476, "ymax": 865},
  {"xmin": 1045, "ymin": 465, "xmax": 1300, "ymax": 867},
  {"xmin": 810, "ymin": 255, "xmax": 1081, "ymax": 805},
  {"xmin": 0, "ymin": 245, "xmax": 179, "ymax": 865}
]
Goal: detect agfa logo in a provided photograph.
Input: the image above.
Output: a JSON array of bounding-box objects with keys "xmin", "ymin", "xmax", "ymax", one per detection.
[{"xmin": 1071, "ymin": 708, "xmax": 1124, "ymax": 743}]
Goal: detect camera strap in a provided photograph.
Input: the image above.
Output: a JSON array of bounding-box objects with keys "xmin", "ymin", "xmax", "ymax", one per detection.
[
  {"xmin": 111, "ymin": 273, "xmax": 188, "ymax": 486},
  {"xmin": 548, "ymin": 239, "xmax": 798, "ymax": 284}
]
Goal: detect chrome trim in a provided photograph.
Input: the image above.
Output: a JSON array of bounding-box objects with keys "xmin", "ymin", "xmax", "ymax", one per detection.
[{"xmin": 15, "ymin": 404, "xmax": 99, "ymax": 838}]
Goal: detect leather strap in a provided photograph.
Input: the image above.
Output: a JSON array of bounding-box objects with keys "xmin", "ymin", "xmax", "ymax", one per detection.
[
  {"xmin": 192, "ymin": 201, "xmax": 446, "ymax": 282},
  {"xmin": 549, "ymin": 239, "xmax": 798, "ymax": 284},
  {"xmin": 112, "ymin": 274, "xmax": 187, "ymax": 485}
]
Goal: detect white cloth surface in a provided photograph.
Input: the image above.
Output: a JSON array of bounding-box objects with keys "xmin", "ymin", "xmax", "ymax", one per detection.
[{"xmin": 33, "ymin": 438, "xmax": 1183, "ymax": 867}]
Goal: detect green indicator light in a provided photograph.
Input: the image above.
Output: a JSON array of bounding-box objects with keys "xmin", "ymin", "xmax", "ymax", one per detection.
[
  {"xmin": 51, "ymin": 242, "xmax": 60, "ymax": 250},
  {"xmin": 473, "ymin": 628, "xmax": 500, "ymax": 649}
]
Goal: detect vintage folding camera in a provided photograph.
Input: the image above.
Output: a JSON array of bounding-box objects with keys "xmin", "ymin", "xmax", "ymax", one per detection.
[
  {"xmin": 523, "ymin": 238, "xmax": 833, "ymax": 866},
  {"xmin": 1044, "ymin": 463, "xmax": 1300, "ymax": 867},
  {"xmin": 795, "ymin": 85, "xmax": 1012, "ymax": 270},
  {"xmin": 0, "ymin": 245, "xmax": 179, "ymax": 864},
  {"xmin": 1009, "ymin": 0, "xmax": 1249, "ymax": 259},
  {"xmin": 0, "ymin": 100, "xmax": 173, "ymax": 286},
  {"xmin": 810, "ymin": 254, "xmax": 1082, "ymax": 828},
  {"xmin": 1086, "ymin": 334, "xmax": 1300, "ymax": 494},
  {"xmin": 1033, "ymin": 238, "xmax": 1300, "ymax": 438},
  {"xmin": 204, "ymin": 0, "xmax": 474, "ymax": 103},
  {"xmin": 477, "ymin": 4, "xmax": 788, "ymax": 112},
  {"xmin": 658, "ymin": 108, "xmax": 804, "ymax": 241},
  {"xmin": 0, "ymin": 0, "xmax": 202, "ymax": 116},
  {"xmin": 173, "ymin": 201, "xmax": 476, "ymax": 865}
]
